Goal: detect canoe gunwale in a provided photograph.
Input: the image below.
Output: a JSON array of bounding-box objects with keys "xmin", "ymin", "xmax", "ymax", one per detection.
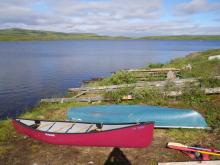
[{"xmin": 13, "ymin": 118, "xmax": 155, "ymax": 135}]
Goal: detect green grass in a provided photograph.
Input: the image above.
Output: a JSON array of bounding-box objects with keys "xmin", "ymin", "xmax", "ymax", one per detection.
[
  {"xmin": 88, "ymin": 71, "xmax": 137, "ymax": 86},
  {"xmin": 167, "ymin": 129, "xmax": 209, "ymax": 144},
  {"xmin": 0, "ymin": 120, "xmax": 14, "ymax": 142},
  {"xmin": 165, "ymin": 49, "xmax": 220, "ymax": 79}
]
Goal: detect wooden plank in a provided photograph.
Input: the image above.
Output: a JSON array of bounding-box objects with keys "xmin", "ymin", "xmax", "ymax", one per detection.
[
  {"xmin": 126, "ymin": 68, "xmax": 180, "ymax": 73},
  {"xmin": 68, "ymin": 78, "xmax": 199, "ymax": 92},
  {"xmin": 40, "ymin": 96, "xmax": 109, "ymax": 103},
  {"xmin": 164, "ymin": 91, "xmax": 183, "ymax": 97},
  {"xmin": 204, "ymin": 87, "xmax": 220, "ymax": 94},
  {"xmin": 163, "ymin": 87, "xmax": 220, "ymax": 97},
  {"xmin": 68, "ymin": 84, "xmax": 136, "ymax": 92},
  {"xmin": 158, "ymin": 161, "xmax": 220, "ymax": 165},
  {"xmin": 74, "ymin": 91, "xmax": 87, "ymax": 98}
]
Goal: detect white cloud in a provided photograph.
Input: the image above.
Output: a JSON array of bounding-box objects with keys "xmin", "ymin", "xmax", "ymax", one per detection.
[
  {"xmin": 175, "ymin": 0, "xmax": 220, "ymax": 15},
  {"xmin": 0, "ymin": 0, "xmax": 219, "ymax": 36}
]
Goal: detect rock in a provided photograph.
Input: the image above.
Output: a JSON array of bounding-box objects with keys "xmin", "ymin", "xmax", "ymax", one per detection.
[
  {"xmin": 182, "ymin": 63, "xmax": 192, "ymax": 72},
  {"xmin": 204, "ymin": 87, "xmax": 220, "ymax": 94},
  {"xmin": 186, "ymin": 64, "xmax": 192, "ymax": 71},
  {"xmin": 208, "ymin": 55, "xmax": 220, "ymax": 60},
  {"xmin": 122, "ymin": 95, "xmax": 133, "ymax": 100},
  {"xmin": 166, "ymin": 71, "xmax": 176, "ymax": 80}
]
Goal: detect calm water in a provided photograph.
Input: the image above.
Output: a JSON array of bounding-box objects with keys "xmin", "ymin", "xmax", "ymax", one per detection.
[{"xmin": 0, "ymin": 40, "xmax": 220, "ymax": 119}]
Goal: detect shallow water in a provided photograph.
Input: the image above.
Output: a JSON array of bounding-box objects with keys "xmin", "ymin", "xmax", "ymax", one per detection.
[{"xmin": 0, "ymin": 40, "xmax": 220, "ymax": 119}]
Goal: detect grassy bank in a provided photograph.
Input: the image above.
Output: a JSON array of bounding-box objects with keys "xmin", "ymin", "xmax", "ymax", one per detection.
[
  {"xmin": 0, "ymin": 49, "xmax": 220, "ymax": 164},
  {"xmin": 89, "ymin": 49, "xmax": 220, "ymax": 128}
]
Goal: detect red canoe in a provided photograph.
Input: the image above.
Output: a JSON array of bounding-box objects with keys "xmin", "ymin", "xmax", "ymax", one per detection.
[{"xmin": 12, "ymin": 118, "xmax": 154, "ymax": 148}]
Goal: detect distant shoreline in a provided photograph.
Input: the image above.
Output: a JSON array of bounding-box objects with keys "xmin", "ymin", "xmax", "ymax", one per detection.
[{"xmin": 1, "ymin": 28, "xmax": 220, "ymax": 41}]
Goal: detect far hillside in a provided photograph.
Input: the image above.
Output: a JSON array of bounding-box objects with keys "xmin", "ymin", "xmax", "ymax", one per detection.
[
  {"xmin": 0, "ymin": 28, "xmax": 130, "ymax": 41},
  {"xmin": 139, "ymin": 35, "xmax": 220, "ymax": 40},
  {"xmin": 1, "ymin": 28, "xmax": 220, "ymax": 41}
]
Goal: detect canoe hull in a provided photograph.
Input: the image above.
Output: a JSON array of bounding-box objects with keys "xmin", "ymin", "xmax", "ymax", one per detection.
[
  {"xmin": 67, "ymin": 105, "xmax": 208, "ymax": 129},
  {"xmin": 12, "ymin": 119, "xmax": 154, "ymax": 148}
]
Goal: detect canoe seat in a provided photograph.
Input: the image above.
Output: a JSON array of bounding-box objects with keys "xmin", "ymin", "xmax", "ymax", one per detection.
[
  {"xmin": 67, "ymin": 123, "xmax": 94, "ymax": 133},
  {"xmin": 37, "ymin": 122, "xmax": 55, "ymax": 131},
  {"xmin": 19, "ymin": 119, "xmax": 35, "ymax": 126},
  {"xmin": 85, "ymin": 124, "xmax": 97, "ymax": 132},
  {"xmin": 48, "ymin": 122, "xmax": 73, "ymax": 133}
]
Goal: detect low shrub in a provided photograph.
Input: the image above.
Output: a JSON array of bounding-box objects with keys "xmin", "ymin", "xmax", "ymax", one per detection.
[
  {"xmin": 199, "ymin": 77, "xmax": 220, "ymax": 88},
  {"xmin": 102, "ymin": 71, "xmax": 137, "ymax": 85},
  {"xmin": 132, "ymin": 88, "xmax": 167, "ymax": 105},
  {"xmin": 103, "ymin": 87, "xmax": 132, "ymax": 103},
  {"xmin": 148, "ymin": 63, "xmax": 164, "ymax": 68},
  {"xmin": 181, "ymin": 83, "xmax": 206, "ymax": 106}
]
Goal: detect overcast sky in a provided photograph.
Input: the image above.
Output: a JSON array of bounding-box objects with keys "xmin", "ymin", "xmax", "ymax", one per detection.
[{"xmin": 0, "ymin": 0, "xmax": 220, "ymax": 36}]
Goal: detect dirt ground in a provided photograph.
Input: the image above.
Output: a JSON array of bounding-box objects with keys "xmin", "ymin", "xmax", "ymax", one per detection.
[{"xmin": 1, "ymin": 129, "xmax": 215, "ymax": 165}]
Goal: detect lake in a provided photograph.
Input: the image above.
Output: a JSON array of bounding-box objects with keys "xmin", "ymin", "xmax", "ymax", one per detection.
[{"xmin": 0, "ymin": 40, "xmax": 220, "ymax": 119}]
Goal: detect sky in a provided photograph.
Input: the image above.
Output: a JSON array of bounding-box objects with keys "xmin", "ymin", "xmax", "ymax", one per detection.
[{"xmin": 0, "ymin": 0, "xmax": 220, "ymax": 36}]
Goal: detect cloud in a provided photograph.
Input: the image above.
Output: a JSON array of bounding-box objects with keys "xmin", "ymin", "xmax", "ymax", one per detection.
[
  {"xmin": 0, "ymin": 0, "xmax": 219, "ymax": 36},
  {"xmin": 51, "ymin": 0, "xmax": 161, "ymax": 19},
  {"xmin": 175, "ymin": 0, "xmax": 220, "ymax": 15}
]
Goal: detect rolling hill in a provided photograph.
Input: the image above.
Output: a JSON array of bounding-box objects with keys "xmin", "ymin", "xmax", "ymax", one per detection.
[
  {"xmin": 0, "ymin": 28, "xmax": 220, "ymax": 41},
  {"xmin": 0, "ymin": 28, "xmax": 131, "ymax": 41}
]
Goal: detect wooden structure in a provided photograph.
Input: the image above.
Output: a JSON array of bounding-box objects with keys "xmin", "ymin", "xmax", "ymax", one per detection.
[
  {"xmin": 41, "ymin": 87, "xmax": 220, "ymax": 103},
  {"xmin": 126, "ymin": 68, "xmax": 181, "ymax": 80},
  {"xmin": 40, "ymin": 96, "xmax": 107, "ymax": 103},
  {"xmin": 41, "ymin": 76, "xmax": 220, "ymax": 103},
  {"xmin": 68, "ymin": 78, "xmax": 199, "ymax": 93},
  {"xmin": 126, "ymin": 68, "xmax": 180, "ymax": 72},
  {"xmin": 204, "ymin": 87, "xmax": 220, "ymax": 94}
]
